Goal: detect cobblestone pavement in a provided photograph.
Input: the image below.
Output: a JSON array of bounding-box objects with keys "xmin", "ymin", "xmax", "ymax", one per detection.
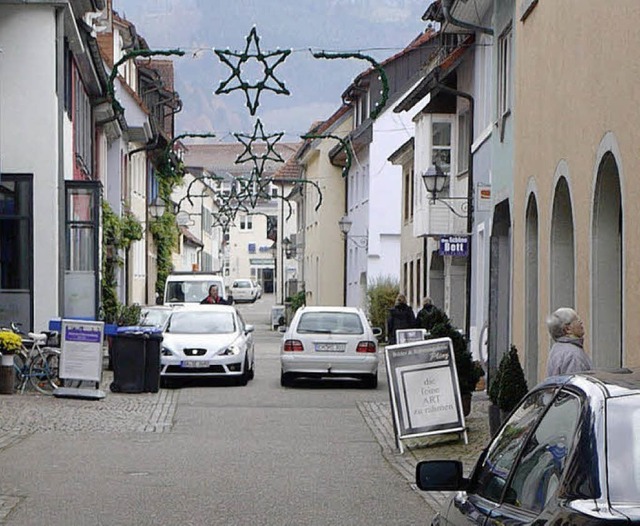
[
  {"xmin": 0, "ymin": 370, "xmax": 178, "ymax": 448},
  {"xmin": 358, "ymin": 391, "xmax": 491, "ymax": 515}
]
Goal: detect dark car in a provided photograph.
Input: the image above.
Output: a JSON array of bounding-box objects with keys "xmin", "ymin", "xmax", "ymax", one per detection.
[{"xmin": 416, "ymin": 368, "xmax": 640, "ymax": 524}]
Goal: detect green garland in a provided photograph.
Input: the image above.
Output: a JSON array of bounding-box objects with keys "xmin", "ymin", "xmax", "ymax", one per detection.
[
  {"xmin": 149, "ymin": 211, "xmax": 179, "ymax": 297},
  {"xmin": 101, "ymin": 201, "xmax": 143, "ymax": 324}
]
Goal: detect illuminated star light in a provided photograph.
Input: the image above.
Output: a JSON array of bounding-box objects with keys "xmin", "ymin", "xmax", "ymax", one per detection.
[{"xmin": 215, "ymin": 26, "xmax": 292, "ymax": 115}]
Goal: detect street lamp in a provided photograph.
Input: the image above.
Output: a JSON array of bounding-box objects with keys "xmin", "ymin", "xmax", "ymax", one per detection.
[
  {"xmin": 282, "ymin": 237, "xmax": 292, "ymax": 259},
  {"xmin": 149, "ymin": 196, "xmax": 166, "ymax": 218},
  {"xmin": 421, "ymin": 164, "xmax": 448, "ymax": 203},
  {"xmin": 338, "ymin": 215, "xmax": 368, "ymax": 249}
]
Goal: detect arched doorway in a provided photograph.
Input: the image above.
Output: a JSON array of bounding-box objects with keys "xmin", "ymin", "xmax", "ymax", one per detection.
[
  {"xmin": 550, "ymin": 177, "xmax": 574, "ymax": 311},
  {"xmin": 488, "ymin": 200, "xmax": 511, "ymax": 383},
  {"xmin": 591, "ymin": 152, "xmax": 622, "ymax": 368},
  {"xmin": 525, "ymin": 194, "xmax": 539, "ymax": 385}
]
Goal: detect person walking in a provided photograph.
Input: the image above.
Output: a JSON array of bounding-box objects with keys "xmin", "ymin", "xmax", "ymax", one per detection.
[
  {"xmin": 545, "ymin": 307, "xmax": 592, "ymax": 377},
  {"xmin": 200, "ymin": 284, "xmax": 228, "ymax": 305},
  {"xmin": 416, "ymin": 297, "xmax": 446, "ymax": 333},
  {"xmin": 386, "ymin": 294, "xmax": 417, "ymax": 345}
]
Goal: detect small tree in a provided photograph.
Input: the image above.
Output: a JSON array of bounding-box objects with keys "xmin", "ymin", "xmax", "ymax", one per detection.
[
  {"xmin": 490, "ymin": 345, "xmax": 529, "ymax": 413},
  {"xmin": 366, "ymin": 275, "xmax": 399, "ymax": 340}
]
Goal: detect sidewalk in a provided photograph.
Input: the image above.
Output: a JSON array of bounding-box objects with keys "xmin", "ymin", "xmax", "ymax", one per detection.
[{"xmin": 358, "ymin": 390, "xmax": 491, "ymax": 514}]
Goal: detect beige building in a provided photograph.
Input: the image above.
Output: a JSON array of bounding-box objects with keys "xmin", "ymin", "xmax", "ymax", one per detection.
[
  {"xmin": 295, "ymin": 106, "xmax": 352, "ymax": 306},
  {"xmin": 512, "ymin": 1, "xmax": 640, "ymax": 383}
]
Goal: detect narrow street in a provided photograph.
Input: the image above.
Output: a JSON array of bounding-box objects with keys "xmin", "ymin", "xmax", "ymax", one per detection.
[{"xmin": 0, "ymin": 295, "xmax": 433, "ymax": 526}]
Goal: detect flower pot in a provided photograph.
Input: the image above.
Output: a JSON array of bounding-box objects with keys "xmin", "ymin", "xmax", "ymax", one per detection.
[
  {"xmin": 461, "ymin": 392, "xmax": 472, "ymax": 417},
  {"xmin": 488, "ymin": 403, "xmax": 502, "ymax": 437},
  {"xmin": 0, "ymin": 364, "xmax": 14, "ymax": 394},
  {"xmin": 1, "ymin": 353, "xmax": 14, "ymax": 367}
]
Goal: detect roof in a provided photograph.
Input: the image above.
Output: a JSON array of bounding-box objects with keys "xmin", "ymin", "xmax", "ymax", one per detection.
[
  {"xmin": 183, "ymin": 142, "xmax": 300, "ymax": 179},
  {"xmin": 272, "ymin": 153, "xmax": 303, "ymax": 182},
  {"xmin": 179, "ymin": 225, "xmax": 203, "ymax": 247},
  {"xmin": 394, "ymin": 33, "xmax": 475, "ymax": 113}
]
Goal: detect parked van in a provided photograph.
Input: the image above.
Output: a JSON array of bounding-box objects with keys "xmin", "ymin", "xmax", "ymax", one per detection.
[{"xmin": 163, "ymin": 272, "xmax": 231, "ymax": 306}]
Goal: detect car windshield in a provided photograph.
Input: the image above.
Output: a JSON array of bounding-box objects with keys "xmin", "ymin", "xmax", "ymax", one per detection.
[
  {"xmin": 234, "ymin": 281, "xmax": 251, "ymax": 288},
  {"xmin": 166, "ymin": 281, "xmax": 221, "ymax": 302},
  {"xmin": 166, "ymin": 311, "xmax": 236, "ymax": 334},
  {"xmin": 296, "ymin": 312, "xmax": 364, "ymax": 335},
  {"xmin": 606, "ymin": 394, "xmax": 640, "ymax": 505},
  {"xmin": 140, "ymin": 308, "xmax": 170, "ymax": 328}
]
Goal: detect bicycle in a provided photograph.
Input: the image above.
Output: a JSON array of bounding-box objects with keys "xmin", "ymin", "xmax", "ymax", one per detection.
[{"xmin": 2, "ymin": 323, "xmax": 61, "ymax": 395}]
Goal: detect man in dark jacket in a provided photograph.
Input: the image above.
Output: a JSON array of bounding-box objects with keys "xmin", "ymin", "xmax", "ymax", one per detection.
[
  {"xmin": 387, "ymin": 294, "xmax": 416, "ymax": 345},
  {"xmin": 416, "ymin": 297, "xmax": 446, "ymax": 333}
]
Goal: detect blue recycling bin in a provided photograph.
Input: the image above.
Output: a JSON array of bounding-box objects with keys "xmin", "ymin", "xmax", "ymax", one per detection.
[{"xmin": 110, "ymin": 327, "xmax": 163, "ymax": 393}]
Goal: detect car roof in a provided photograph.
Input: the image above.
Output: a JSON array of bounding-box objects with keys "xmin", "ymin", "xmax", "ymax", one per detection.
[
  {"xmin": 297, "ymin": 306, "xmax": 364, "ymax": 314},
  {"xmin": 232, "ymin": 278, "xmax": 253, "ymax": 283},
  {"xmin": 543, "ymin": 367, "xmax": 640, "ymax": 398},
  {"xmin": 171, "ymin": 304, "xmax": 236, "ymax": 313}
]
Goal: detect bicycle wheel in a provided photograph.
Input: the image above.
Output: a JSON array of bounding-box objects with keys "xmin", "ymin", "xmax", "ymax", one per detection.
[
  {"xmin": 13, "ymin": 351, "xmax": 28, "ymax": 393},
  {"xmin": 29, "ymin": 350, "xmax": 61, "ymax": 394}
]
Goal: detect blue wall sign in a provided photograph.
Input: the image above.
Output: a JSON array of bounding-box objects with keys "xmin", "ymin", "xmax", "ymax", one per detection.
[{"xmin": 439, "ymin": 236, "xmax": 468, "ymax": 257}]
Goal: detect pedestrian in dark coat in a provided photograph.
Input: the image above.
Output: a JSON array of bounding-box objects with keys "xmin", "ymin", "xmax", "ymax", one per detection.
[
  {"xmin": 387, "ymin": 294, "xmax": 417, "ymax": 345},
  {"xmin": 416, "ymin": 297, "xmax": 446, "ymax": 333}
]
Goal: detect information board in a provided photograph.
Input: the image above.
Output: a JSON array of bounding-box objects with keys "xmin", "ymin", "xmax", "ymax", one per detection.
[
  {"xmin": 59, "ymin": 320, "xmax": 104, "ymax": 382},
  {"xmin": 395, "ymin": 328, "xmax": 427, "ymax": 344},
  {"xmin": 385, "ymin": 337, "xmax": 467, "ymax": 451}
]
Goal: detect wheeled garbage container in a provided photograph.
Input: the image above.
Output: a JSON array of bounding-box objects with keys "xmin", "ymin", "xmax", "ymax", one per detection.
[{"xmin": 110, "ymin": 328, "xmax": 162, "ymax": 393}]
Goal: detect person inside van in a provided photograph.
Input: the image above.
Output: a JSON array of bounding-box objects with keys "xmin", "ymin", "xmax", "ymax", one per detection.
[{"xmin": 200, "ymin": 284, "xmax": 228, "ymax": 305}]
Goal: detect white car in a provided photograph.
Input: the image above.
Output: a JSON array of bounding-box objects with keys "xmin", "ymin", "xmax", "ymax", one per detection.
[
  {"xmin": 280, "ymin": 306, "xmax": 382, "ymax": 388},
  {"xmin": 160, "ymin": 305, "xmax": 255, "ymax": 386},
  {"xmin": 229, "ymin": 278, "xmax": 260, "ymax": 303}
]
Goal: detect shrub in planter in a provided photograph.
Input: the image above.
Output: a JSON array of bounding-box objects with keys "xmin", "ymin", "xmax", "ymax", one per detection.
[
  {"xmin": 366, "ymin": 276, "xmax": 399, "ymax": 342},
  {"xmin": 490, "ymin": 344, "xmax": 529, "ymax": 414}
]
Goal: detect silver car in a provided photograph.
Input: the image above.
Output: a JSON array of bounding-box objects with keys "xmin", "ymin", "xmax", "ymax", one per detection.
[
  {"xmin": 160, "ymin": 305, "xmax": 255, "ymax": 386},
  {"xmin": 280, "ymin": 306, "xmax": 382, "ymax": 388}
]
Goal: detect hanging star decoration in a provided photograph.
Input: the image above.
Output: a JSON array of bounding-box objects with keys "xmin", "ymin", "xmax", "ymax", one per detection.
[
  {"xmin": 233, "ymin": 118, "xmax": 285, "ymax": 177},
  {"xmin": 215, "ymin": 26, "xmax": 292, "ymax": 115}
]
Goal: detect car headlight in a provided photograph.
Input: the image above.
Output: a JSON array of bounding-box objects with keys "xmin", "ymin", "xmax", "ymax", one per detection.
[
  {"xmin": 220, "ymin": 345, "xmax": 240, "ymax": 356},
  {"xmin": 161, "ymin": 346, "xmax": 174, "ymax": 356}
]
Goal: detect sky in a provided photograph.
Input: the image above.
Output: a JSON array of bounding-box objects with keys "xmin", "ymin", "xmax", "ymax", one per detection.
[{"xmin": 111, "ymin": 0, "xmax": 433, "ymax": 142}]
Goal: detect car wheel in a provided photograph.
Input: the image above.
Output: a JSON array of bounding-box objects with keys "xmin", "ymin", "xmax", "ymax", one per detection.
[
  {"xmin": 237, "ymin": 357, "xmax": 250, "ymax": 386},
  {"xmin": 248, "ymin": 358, "xmax": 255, "ymax": 380},
  {"xmin": 363, "ymin": 374, "xmax": 378, "ymax": 389},
  {"xmin": 280, "ymin": 371, "xmax": 294, "ymax": 387}
]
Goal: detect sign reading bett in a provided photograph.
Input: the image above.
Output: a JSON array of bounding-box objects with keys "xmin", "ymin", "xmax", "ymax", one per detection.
[{"xmin": 385, "ymin": 337, "xmax": 467, "ymax": 448}]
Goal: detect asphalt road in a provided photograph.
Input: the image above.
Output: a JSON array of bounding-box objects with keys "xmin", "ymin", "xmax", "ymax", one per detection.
[{"xmin": 0, "ymin": 295, "xmax": 432, "ymax": 525}]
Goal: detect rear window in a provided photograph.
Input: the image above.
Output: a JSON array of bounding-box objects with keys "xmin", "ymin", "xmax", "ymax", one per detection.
[
  {"xmin": 296, "ymin": 312, "xmax": 364, "ymax": 335},
  {"xmin": 233, "ymin": 281, "xmax": 251, "ymax": 288},
  {"xmin": 606, "ymin": 395, "xmax": 640, "ymax": 505}
]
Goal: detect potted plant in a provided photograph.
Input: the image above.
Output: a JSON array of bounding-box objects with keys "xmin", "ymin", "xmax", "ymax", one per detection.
[
  {"xmin": 420, "ymin": 312, "xmax": 484, "ymax": 416},
  {"xmin": 0, "ymin": 330, "xmax": 22, "ymax": 394},
  {"xmin": 488, "ymin": 344, "xmax": 528, "ymax": 436}
]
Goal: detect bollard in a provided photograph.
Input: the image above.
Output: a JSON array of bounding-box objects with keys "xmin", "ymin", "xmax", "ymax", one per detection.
[{"xmin": 0, "ymin": 365, "xmax": 15, "ymax": 394}]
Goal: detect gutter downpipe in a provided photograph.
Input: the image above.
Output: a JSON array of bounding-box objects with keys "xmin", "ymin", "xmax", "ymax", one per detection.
[
  {"xmin": 433, "ymin": 69, "xmax": 475, "ymax": 350},
  {"xmin": 441, "ymin": 0, "xmax": 494, "ymax": 35}
]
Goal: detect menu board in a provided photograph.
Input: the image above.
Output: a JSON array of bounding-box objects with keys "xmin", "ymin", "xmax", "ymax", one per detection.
[
  {"xmin": 385, "ymin": 337, "xmax": 466, "ymax": 442},
  {"xmin": 60, "ymin": 320, "xmax": 104, "ymax": 382}
]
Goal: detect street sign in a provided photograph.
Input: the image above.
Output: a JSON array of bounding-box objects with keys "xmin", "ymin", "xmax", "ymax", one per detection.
[
  {"xmin": 439, "ymin": 235, "xmax": 468, "ymax": 257},
  {"xmin": 385, "ymin": 337, "xmax": 468, "ymax": 453}
]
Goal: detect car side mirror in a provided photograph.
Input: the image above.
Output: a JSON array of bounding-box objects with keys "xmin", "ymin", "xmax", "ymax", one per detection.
[
  {"xmin": 372, "ymin": 327, "xmax": 383, "ymax": 337},
  {"xmin": 245, "ymin": 324, "xmax": 255, "ymax": 334},
  {"xmin": 277, "ymin": 325, "xmax": 287, "ymax": 333},
  {"xmin": 416, "ymin": 460, "xmax": 467, "ymax": 491}
]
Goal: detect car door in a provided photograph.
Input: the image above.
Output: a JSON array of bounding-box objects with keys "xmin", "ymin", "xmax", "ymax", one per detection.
[
  {"xmin": 485, "ymin": 388, "xmax": 583, "ymax": 525},
  {"xmin": 442, "ymin": 388, "xmax": 556, "ymax": 525}
]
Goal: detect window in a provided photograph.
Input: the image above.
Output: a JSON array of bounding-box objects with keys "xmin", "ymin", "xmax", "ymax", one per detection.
[
  {"xmin": 497, "ymin": 25, "xmax": 512, "ymax": 121},
  {"xmin": 506, "ymin": 390, "xmax": 581, "ymax": 512},
  {"xmin": 457, "ymin": 111, "xmax": 470, "ymax": 174},
  {"xmin": 473, "ymin": 389, "xmax": 553, "ymax": 502},
  {"xmin": 73, "ymin": 69, "xmax": 93, "ymax": 177},
  {"xmin": 432, "ymin": 121, "xmax": 452, "ymax": 176},
  {"xmin": 240, "ymin": 215, "xmax": 253, "ymax": 231}
]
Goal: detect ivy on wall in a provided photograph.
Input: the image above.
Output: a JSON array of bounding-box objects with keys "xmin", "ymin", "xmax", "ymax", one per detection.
[
  {"xmin": 101, "ymin": 201, "xmax": 143, "ymax": 324},
  {"xmin": 149, "ymin": 210, "xmax": 179, "ymax": 298}
]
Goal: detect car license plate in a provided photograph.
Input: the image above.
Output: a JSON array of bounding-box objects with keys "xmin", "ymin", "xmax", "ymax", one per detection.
[
  {"xmin": 315, "ymin": 343, "xmax": 345, "ymax": 352},
  {"xmin": 182, "ymin": 360, "xmax": 209, "ymax": 368}
]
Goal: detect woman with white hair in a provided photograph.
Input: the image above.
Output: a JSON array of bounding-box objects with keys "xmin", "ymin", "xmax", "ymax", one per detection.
[{"xmin": 545, "ymin": 307, "xmax": 592, "ymax": 377}]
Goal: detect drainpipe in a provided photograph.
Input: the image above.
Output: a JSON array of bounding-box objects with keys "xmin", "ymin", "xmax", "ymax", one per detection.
[
  {"xmin": 439, "ymin": 0, "xmax": 494, "ymax": 35},
  {"xmin": 433, "ymin": 69, "xmax": 475, "ymax": 349}
]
